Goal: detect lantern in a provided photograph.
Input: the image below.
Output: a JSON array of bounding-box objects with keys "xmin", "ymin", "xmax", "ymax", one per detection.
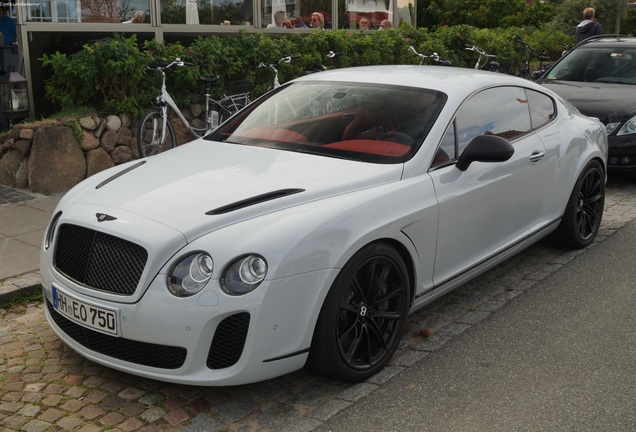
[{"xmin": 0, "ymin": 67, "xmax": 29, "ymax": 129}]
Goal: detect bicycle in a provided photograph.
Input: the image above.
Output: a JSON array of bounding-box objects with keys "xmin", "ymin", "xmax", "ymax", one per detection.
[
  {"xmin": 137, "ymin": 58, "xmax": 251, "ymax": 157},
  {"xmin": 303, "ymin": 51, "xmax": 343, "ymax": 75},
  {"xmin": 465, "ymin": 44, "xmax": 500, "ymax": 72},
  {"xmin": 258, "ymin": 55, "xmax": 300, "ymax": 90},
  {"xmin": 517, "ymin": 39, "xmax": 551, "ymax": 80},
  {"xmin": 408, "ymin": 46, "xmax": 452, "ymax": 66}
]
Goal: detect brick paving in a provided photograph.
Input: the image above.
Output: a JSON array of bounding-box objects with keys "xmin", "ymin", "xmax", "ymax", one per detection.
[{"xmin": 1, "ymin": 180, "xmax": 636, "ymax": 432}]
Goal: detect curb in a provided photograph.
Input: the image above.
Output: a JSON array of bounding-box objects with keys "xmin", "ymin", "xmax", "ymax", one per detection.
[{"xmin": 0, "ymin": 272, "xmax": 42, "ymax": 304}]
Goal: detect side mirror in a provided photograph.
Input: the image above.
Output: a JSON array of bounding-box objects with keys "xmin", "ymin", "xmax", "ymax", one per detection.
[{"xmin": 456, "ymin": 134, "xmax": 514, "ymax": 171}]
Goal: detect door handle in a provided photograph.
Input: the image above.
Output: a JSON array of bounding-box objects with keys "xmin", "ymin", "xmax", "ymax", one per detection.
[{"xmin": 529, "ymin": 150, "xmax": 545, "ymax": 163}]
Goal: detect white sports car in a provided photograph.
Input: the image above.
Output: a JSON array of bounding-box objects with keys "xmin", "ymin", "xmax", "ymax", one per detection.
[{"xmin": 40, "ymin": 66, "xmax": 607, "ymax": 386}]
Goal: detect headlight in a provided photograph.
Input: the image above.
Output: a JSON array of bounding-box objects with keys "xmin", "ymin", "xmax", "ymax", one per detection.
[
  {"xmin": 606, "ymin": 122, "xmax": 621, "ymax": 136},
  {"xmin": 616, "ymin": 116, "xmax": 636, "ymax": 136},
  {"xmin": 221, "ymin": 254, "xmax": 268, "ymax": 296},
  {"xmin": 168, "ymin": 252, "xmax": 214, "ymax": 297},
  {"xmin": 44, "ymin": 211, "xmax": 62, "ymax": 250}
]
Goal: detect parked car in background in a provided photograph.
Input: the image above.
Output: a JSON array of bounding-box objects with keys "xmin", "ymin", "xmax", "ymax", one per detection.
[
  {"xmin": 538, "ymin": 35, "xmax": 636, "ymax": 171},
  {"xmin": 41, "ymin": 66, "xmax": 607, "ymax": 386}
]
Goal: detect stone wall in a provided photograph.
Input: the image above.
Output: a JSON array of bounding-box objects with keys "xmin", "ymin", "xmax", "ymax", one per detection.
[{"xmin": 0, "ymin": 113, "xmax": 191, "ymax": 195}]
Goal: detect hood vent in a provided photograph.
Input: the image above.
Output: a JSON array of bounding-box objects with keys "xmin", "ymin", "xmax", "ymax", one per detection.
[
  {"xmin": 206, "ymin": 188, "xmax": 305, "ymax": 215},
  {"xmin": 96, "ymin": 161, "xmax": 146, "ymax": 189}
]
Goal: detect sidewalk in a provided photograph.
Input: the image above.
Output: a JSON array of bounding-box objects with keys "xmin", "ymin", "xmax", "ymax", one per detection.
[{"xmin": 0, "ymin": 185, "xmax": 61, "ymax": 302}]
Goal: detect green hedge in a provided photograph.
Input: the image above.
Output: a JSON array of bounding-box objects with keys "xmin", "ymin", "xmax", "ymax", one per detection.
[{"xmin": 40, "ymin": 26, "xmax": 573, "ymax": 118}]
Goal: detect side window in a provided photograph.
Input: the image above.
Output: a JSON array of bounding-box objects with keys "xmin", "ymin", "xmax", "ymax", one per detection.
[
  {"xmin": 435, "ymin": 87, "xmax": 533, "ymax": 168},
  {"xmin": 526, "ymin": 89, "xmax": 556, "ymax": 129},
  {"xmin": 454, "ymin": 87, "xmax": 532, "ymax": 155}
]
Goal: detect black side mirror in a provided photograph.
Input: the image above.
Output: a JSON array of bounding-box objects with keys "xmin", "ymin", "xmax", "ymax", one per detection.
[{"xmin": 456, "ymin": 134, "xmax": 514, "ymax": 171}]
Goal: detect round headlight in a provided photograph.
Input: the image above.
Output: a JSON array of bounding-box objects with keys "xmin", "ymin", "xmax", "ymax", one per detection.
[
  {"xmin": 168, "ymin": 252, "xmax": 214, "ymax": 297},
  {"xmin": 221, "ymin": 254, "xmax": 268, "ymax": 296}
]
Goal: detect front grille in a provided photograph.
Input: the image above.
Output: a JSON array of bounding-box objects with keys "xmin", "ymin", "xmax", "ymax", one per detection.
[
  {"xmin": 207, "ymin": 313, "xmax": 250, "ymax": 369},
  {"xmin": 47, "ymin": 299, "xmax": 187, "ymax": 369},
  {"xmin": 54, "ymin": 224, "xmax": 148, "ymax": 295}
]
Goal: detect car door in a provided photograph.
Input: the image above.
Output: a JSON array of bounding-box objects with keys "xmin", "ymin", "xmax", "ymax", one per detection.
[{"xmin": 429, "ymin": 86, "xmax": 548, "ymax": 287}]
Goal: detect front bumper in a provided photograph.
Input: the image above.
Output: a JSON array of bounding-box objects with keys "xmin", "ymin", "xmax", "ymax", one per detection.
[
  {"xmin": 607, "ymin": 134, "xmax": 636, "ymax": 171},
  {"xmin": 41, "ymin": 267, "xmax": 337, "ymax": 386}
]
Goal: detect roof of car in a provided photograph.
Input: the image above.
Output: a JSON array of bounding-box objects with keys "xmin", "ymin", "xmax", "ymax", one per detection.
[
  {"xmin": 292, "ymin": 65, "xmax": 549, "ymax": 99},
  {"xmin": 574, "ymin": 34, "xmax": 636, "ymax": 48}
]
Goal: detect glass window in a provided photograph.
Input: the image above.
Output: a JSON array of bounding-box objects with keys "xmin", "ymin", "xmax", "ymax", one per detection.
[
  {"xmin": 547, "ymin": 47, "xmax": 636, "ymax": 84},
  {"xmin": 27, "ymin": 1, "xmax": 151, "ymax": 23},
  {"xmin": 209, "ymin": 81, "xmax": 445, "ymax": 164},
  {"xmin": 525, "ymin": 89, "xmax": 555, "ymax": 130},
  {"xmin": 161, "ymin": 0, "xmax": 251, "ymax": 25},
  {"xmin": 341, "ymin": 0, "xmax": 391, "ymax": 30},
  {"xmin": 397, "ymin": 0, "xmax": 413, "ymax": 27},
  {"xmin": 451, "ymin": 86, "xmax": 532, "ymax": 155}
]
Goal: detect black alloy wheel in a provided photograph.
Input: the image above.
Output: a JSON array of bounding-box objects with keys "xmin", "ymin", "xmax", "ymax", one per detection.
[
  {"xmin": 554, "ymin": 160, "xmax": 605, "ymax": 249},
  {"xmin": 309, "ymin": 243, "xmax": 410, "ymax": 382}
]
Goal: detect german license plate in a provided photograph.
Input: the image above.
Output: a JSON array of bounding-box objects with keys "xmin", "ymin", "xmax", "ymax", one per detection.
[{"xmin": 52, "ymin": 286, "xmax": 119, "ymax": 335}]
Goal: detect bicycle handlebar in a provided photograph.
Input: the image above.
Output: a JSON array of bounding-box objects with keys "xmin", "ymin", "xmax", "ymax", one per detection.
[
  {"xmin": 409, "ymin": 46, "xmax": 451, "ymax": 66},
  {"xmin": 146, "ymin": 58, "xmax": 196, "ymax": 72}
]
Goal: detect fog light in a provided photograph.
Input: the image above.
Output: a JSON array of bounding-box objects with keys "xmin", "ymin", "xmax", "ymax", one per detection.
[
  {"xmin": 621, "ymin": 157, "xmax": 632, "ymax": 165},
  {"xmin": 609, "ymin": 157, "xmax": 619, "ymax": 165}
]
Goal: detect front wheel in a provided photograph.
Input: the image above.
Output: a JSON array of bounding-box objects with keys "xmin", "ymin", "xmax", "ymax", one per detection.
[
  {"xmin": 137, "ymin": 109, "xmax": 177, "ymax": 158},
  {"xmin": 553, "ymin": 160, "xmax": 605, "ymax": 249},
  {"xmin": 308, "ymin": 243, "xmax": 410, "ymax": 382}
]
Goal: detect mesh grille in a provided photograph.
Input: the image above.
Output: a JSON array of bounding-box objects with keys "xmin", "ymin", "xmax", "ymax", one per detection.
[
  {"xmin": 207, "ymin": 313, "xmax": 250, "ymax": 369},
  {"xmin": 54, "ymin": 224, "xmax": 148, "ymax": 295},
  {"xmin": 47, "ymin": 299, "xmax": 187, "ymax": 369}
]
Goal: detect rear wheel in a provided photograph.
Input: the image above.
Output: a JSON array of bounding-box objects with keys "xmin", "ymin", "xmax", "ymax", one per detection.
[
  {"xmin": 308, "ymin": 243, "xmax": 410, "ymax": 382},
  {"xmin": 553, "ymin": 160, "xmax": 605, "ymax": 249},
  {"xmin": 137, "ymin": 109, "xmax": 177, "ymax": 158},
  {"xmin": 217, "ymin": 99, "xmax": 247, "ymax": 124}
]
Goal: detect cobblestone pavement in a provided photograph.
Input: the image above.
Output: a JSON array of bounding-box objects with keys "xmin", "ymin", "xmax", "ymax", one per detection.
[
  {"xmin": 0, "ymin": 186, "xmax": 35, "ymax": 205},
  {"xmin": 2, "ymin": 178, "xmax": 636, "ymax": 432}
]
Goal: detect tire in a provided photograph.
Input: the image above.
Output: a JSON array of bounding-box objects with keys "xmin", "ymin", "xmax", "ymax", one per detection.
[
  {"xmin": 217, "ymin": 99, "xmax": 246, "ymax": 124},
  {"xmin": 553, "ymin": 160, "xmax": 605, "ymax": 249},
  {"xmin": 308, "ymin": 243, "xmax": 410, "ymax": 382},
  {"xmin": 137, "ymin": 109, "xmax": 177, "ymax": 158}
]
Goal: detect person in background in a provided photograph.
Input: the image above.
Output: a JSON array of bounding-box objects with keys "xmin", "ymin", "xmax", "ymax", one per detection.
[
  {"xmin": 378, "ymin": 19, "xmax": 392, "ymax": 30},
  {"xmin": 123, "ymin": 10, "xmax": 146, "ymax": 24},
  {"xmin": 293, "ymin": 17, "xmax": 308, "ymax": 29},
  {"xmin": 0, "ymin": 7, "xmax": 16, "ymax": 46},
  {"xmin": 267, "ymin": 10, "xmax": 294, "ymax": 29},
  {"xmin": 359, "ymin": 17, "xmax": 370, "ymax": 30},
  {"xmin": 575, "ymin": 7, "xmax": 603, "ymax": 44},
  {"xmin": 310, "ymin": 12, "xmax": 324, "ymax": 29}
]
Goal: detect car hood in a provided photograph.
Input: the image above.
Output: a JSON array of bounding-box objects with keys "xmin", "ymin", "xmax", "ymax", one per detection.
[
  {"xmin": 65, "ymin": 139, "xmax": 403, "ymax": 241},
  {"xmin": 539, "ymin": 80, "xmax": 636, "ymax": 123}
]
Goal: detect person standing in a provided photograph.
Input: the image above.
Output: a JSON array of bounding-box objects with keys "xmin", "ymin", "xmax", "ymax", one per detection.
[
  {"xmin": 575, "ymin": 7, "xmax": 603, "ymax": 44},
  {"xmin": 0, "ymin": 7, "xmax": 16, "ymax": 46}
]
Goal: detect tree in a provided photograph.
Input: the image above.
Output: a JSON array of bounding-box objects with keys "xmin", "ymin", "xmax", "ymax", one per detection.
[{"xmin": 550, "ymin": 0, "xmax": 629, "ymax": 34}]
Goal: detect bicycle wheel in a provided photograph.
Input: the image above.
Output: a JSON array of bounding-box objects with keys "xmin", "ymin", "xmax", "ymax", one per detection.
[
  {"xmin": 137, "ymin": 109, "xmax": 177, "ymax": 158},
  {"xmin": 217, "ymin": 98, "xmax": 247, "ymax": 124}
]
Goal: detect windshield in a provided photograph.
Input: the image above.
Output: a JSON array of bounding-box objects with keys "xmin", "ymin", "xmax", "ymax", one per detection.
[
  {"xmin": 207, "ymin": 81, "xmax": 446, "ymax": 164},
  {"xmin": 546, "ymin": 46, "xmax": 636, "ymax": 84}
]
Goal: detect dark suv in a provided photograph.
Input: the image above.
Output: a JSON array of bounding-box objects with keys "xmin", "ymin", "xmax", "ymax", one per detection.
[{"xmin": 538, "ymin": 35, "xmax": 636, "ymax": 171}]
